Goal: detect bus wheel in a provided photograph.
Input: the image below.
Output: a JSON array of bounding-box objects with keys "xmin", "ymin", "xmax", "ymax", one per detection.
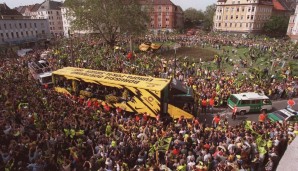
[{"xmin": 240, "ymin": 111, "xmax": 246, "ymax": 115}]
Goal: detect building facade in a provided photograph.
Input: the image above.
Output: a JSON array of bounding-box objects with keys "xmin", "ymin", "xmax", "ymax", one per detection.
[
  {"xmin": 35, "ymin": 0, "xmax": 63, "ymax": 35},
  {"xmin": 213, "ymin": 0, "xmax": 296, "ymax": 33},
  {"xmin": 213, "ymin": 0, "xmax": 273, "ymax": 33},
  {"xmin": 0, "ymin": 19, "xmax": 50, "ymax": 45},
  {"xmin": 287, "ymin": 5, "xmax": 298, "ymax": 43},
  {"xmin": 139, "ymin": 0, "xmax": 184, "ymax": 34},
  {"xmin": 0, "ymin": 3, "xmax": 51, "ymax": 46}
]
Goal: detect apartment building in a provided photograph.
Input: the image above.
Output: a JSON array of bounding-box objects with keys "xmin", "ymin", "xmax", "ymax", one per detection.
[
  {"xmin": 35, "ymin": 0, "xmax": 63, "ymax": 35},
  {"xmin": 214, "ymin": 0, "xmax": 274, "ymax": 33},
  {"xmin": 213, "ymin": 0, "xmax": 295, "ymax": 33},
  {"xmin": 287, "ymin": 4, "xmax": 298, "ymax": 43},
  {"xmin": 0, "ymin": 4, "xmax": 50, "ymax": 46},
  {"xmin": 139, "ymin": 0, "xmax": 184, "ymax": 33}
]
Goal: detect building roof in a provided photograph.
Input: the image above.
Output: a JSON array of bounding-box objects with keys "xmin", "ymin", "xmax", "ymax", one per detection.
[
  {"xmin": 30, "ymin": 4, "xmax": 42, "ymax": 12},
  {"xmin": 139, "ymin": 0, "xmax": 175, "ymax": 6},
  {"xmin": 277, "ymin": 0, "xmax": 296, "ymax": 11},
  {"xmin": 15, "ymin": 6, "xmax": 27, "ymax": 14},
  {"xmin": 273, "ymin": 0, "xmax": 286, "ymax": 10},
  {"xmin": 38, "ymin": 0, "xmax": 63, "ymax": 11},
  {"xmin": 0, "ymin": 3, "xmax": 22, "ymax": 16}
]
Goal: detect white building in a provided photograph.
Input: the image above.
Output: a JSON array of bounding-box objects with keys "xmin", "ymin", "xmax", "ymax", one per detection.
[
  {"xmin": 35, "ymin": 0, "xmax": 63, "ymax": 35},
  {"xmin": 61, "ymin": 6, "xmax": 72, "ymax": 37},
  {"xmin": 287, "ymin": 4, "xmax": 298, "ymax": 43},
  {"xmin": 0, "ymin": 19, "xmax": 50, "ymax": 45},
  {"xmin": 0, "ymin": 3, "xmax": 51, "ymax": 46},
  {"xmin": 61, "ymin": 6, "xmax": 96, "ymax": 37}
]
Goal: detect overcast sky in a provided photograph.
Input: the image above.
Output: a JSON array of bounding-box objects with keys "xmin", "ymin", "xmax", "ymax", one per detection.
[{"xmin": 0, "ymin": 0, "xmax": 217, "ymax": 11}]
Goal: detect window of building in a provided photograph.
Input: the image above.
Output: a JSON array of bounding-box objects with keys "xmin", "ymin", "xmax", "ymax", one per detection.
[
  {"xmin": 230, "ymin": 23, "xmax": 232, "ymax": 27},
  {"xmin": 231, "ymin": 15, "xmax": 233, "ymax": 19},
  {"xmin": 225, "ymin": 15, "xmax": 228, "ymax": 20},
  {"xmin": 16, "ymin": 32, "xmax": 19, "ymax": 38},
  {"xmin": 24, "ymin": 23, "xmax": 27, "ymax": 28},
  {"xmin": 248, "ymin": 8, "xmax": 251, "ymax": 12},
  {"xmin": 9, "ymin": 24, "xmax": 12, "ymax": 29},
  {"xmin": 225, "ymin": 23, "xmax": 227, "ymax": 27},
  {"xmin": 232, "ymin": 1, "xmax": 235, "ymax": 4},
  {"xmin": 236, "ymin": 15, "xmax": 238, "ymax": 19},
  {"xmin": 42, "ymin": 30, "xmax": 45, "ymax": 34},
  {"xmin": 226, "ymin": 7, "xmax": 229, "ymax": 12},
  {"xmin": 219, "ymin": 23, "xmax": 221, "ymax": 27},
  {"xmin": 240, "ymin": 23, "xmax": 242, "ymax": 27},
  {"xmin": 34, "ymin": 23, "xmax": 37, "ymax": 27},
  {"xmin": 21, "ymin": 32, "xmax": 23, "ymax": 36},
  {"xmin": 238, "ymin": 1, "xmax": 240, "ymax": 4},
  {"xmin": 56, "ymin": 11, "xmax": 59, "ymax": 15},
  {"xmin": 219, "ymin": 16, "xmax": 221, "ymax": 20},
  {"xmin": 26, "ymin": 31, "xmax": 28, "ymax": 36},
  {"xmin": 6, "ymin": 33, "xmax": 9, "ymax": 39},
  {"xmin": 237, "ymin": 8, "xmax": 239, "ymax": 12},
  {"xmin": 246, "ymin": 23, "xmax": 248, "ymax": 27},
  {"xmin": 241, "ymin": 15, "xmax": 243, "ymax": 19},
  {"xmin": 252, "ymin": 7, "xmax": 255, "ymax": 12},
  {"xmin": 11, "ymin": 32, "xmax": 14, "ymax": 38},
  {"xmin": 235, "ymin": 23, "xmax": 237, "ymax": 27},
  {"xmin": 30, "ymin": 23, "xmax": 32, "ymax": 28},
  {"xmin": 31, "ymin": 31, "xmax": 34, "ymax": 35},
  {"xmin": 247, "ymin": 15, "xmax": 249, "ymax": 19},
  {"xmin": 36, "ymin": 31, "xmax": 38, "ymax": 35},
  {"xmin": 242, "ymin": 7, "xmax": 245, "ymax": 12},
  {"xmin": 251, "ymin": 15, "xmax": 254, "ymax": 20}
]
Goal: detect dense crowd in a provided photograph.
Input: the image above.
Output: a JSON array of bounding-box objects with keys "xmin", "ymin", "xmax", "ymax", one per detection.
[{"xmin": 1, "ymin": 33, "xmax": 298, "ymax": 171}]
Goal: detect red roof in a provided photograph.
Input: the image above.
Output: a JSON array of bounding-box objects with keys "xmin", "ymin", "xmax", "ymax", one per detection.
[{"xmin": 272, "ymin": 0, "xmax": 286, "ymax": 10}]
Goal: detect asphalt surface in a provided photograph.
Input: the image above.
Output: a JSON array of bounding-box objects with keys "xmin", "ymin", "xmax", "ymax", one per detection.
[{"xmin": 197, "ymin": 98, "xmax": 298, "ymax": 126}]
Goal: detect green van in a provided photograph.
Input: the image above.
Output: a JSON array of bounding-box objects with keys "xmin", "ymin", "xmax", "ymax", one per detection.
[
  {"xmin": 228, "ymin": 92, "xmax": 272, "ymax": 115},
  {"xmin": 268, "ymin": 108, "xmax": 298, "ymax": 123}
]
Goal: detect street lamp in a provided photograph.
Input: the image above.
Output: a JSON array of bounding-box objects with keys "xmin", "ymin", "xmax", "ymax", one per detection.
[{"xmin": 173, "ymin": 43, "xmax": 181, "ymax": 78}]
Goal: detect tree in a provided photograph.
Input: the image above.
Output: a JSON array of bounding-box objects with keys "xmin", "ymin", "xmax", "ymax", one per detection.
[
  {"xmin": 184, "ymin": 8, "xmax": 204, "ymax": 29},
  {"xmin": 64, "ymin": 0, "xmax": 149, "ymax": 48},
  {"xmin": 263, "ymin": 15, "xmax": 289, "ymax": 36},
  {"xmin": 203, "ymin": 4, "xmax": 216, "ymax": 31}
]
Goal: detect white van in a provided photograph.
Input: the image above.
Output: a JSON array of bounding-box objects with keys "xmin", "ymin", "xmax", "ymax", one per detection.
[
  {"xmin": 28, "ymin": 60, "xmax": 53, "ymax": 86},
  {"xmin": 228, "ymin": 92, "xmax": 272, "ymax": 115}
]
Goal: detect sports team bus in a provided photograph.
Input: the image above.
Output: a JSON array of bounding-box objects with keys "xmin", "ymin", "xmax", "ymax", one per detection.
[{"xmin": 52, "ymin": 67, "xmax": 194, "ymax": 119}]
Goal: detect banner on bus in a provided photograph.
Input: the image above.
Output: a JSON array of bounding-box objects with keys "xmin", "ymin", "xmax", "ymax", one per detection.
[{"xmin": 52, "ymin": 67, "xmax": 171, "ymax": 91}]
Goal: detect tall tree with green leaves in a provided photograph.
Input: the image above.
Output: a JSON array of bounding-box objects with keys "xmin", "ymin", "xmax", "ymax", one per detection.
[
  {"xmin": 203, "ymin": 4, "xmax": 216, "ymax": 31},
  {"xmin": 263, "ymin": 15, "xmax": 289, "ymax": 36},
  {"xmin": 184, "ymin": 8, "xmax": 204, "ymax": 29},
  {"xmin": 64, "ymin": 0, "xmax": 149, "ymax": 48}
]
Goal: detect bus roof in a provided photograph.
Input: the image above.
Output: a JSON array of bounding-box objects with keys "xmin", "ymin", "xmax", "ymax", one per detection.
[
  {"xmin": 232, "ymin": 92, "xmax": 270, "ymax": 100},
  {"xmin": 52, "ymin": 67, "xmax": 171, "ymax": 91}
]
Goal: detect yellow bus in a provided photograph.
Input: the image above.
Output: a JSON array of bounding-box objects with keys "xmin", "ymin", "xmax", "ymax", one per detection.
[{"xmin": 52, "ymin": 67, "xmax": 193, "ymax": 119}]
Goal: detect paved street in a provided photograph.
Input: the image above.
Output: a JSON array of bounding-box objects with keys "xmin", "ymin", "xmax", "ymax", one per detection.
[{"xmin": 197, "ymin": 98, "xmax": 298, "ymax": 126}]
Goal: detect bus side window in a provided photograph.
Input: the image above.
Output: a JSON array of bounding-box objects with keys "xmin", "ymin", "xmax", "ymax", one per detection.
[
  {"xmin": 241, "ymin": 100, "xmax": 249, "ymax": 105},
  {"xmin": 263, "ymin": 99, "xmax": 270, "ymax": 105},
  {"xmin": 252, "ymin": 100, "xmax": 261, "ymax": 104}
]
